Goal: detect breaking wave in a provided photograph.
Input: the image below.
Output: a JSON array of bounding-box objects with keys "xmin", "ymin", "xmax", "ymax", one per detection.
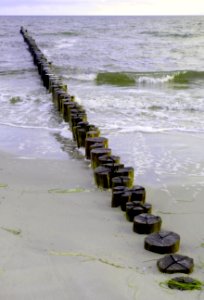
[
  {"xmin": 172, "ymin": 70, "xmax": 204, "ymax": 84},
  {"xmin": 95, "ymin": 70, "xmax": 204, "ymax": 86},
  {"xmin": 96, "ymin": 72, "xmax": 135, "ymax": 86}
]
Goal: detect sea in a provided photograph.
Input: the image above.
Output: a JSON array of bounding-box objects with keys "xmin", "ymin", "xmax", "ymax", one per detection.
[{"xmin": 0, "ymin": 15, "xmax": 204, "ymax": 187}]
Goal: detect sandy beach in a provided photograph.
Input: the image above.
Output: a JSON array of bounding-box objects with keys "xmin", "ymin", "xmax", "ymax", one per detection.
[{"xmin": 0, "ymin": 137, "xmax": 203, "ymax": 300}]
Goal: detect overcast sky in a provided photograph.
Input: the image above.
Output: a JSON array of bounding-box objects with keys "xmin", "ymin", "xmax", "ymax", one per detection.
[{"xmin": 1, "ymin": 0, "xmax": 204, "ymax": 15}]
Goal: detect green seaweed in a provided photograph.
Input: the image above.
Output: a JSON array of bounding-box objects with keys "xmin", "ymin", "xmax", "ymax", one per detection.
[
  {"xmin": 10, "ymin": 96, "xmax": 21, "ymax": 104},
  {"xmin": 49, "ymin": 251, "xmax": 94, "ymax": 259},
  {"xmin": 49, "ymin": 251, "xmax": 126, "ymax": 269},
  {"xmin": 160, "ymin": 277, "xmax": 204, "ymax": 291},
  {"xmin": 1, "ymin": 227, "xmax": 21, "ymax": 235},
  {"xmin": 98, "ymin": 258, "xmax": 124, "ymax": 269},
  {"xmin": 48, "ymin": 187, "xmax": 90, "ymax": 194},
  {"xmin": 0, "ymin": 183, "xmax": 8, "ymax": 188}
]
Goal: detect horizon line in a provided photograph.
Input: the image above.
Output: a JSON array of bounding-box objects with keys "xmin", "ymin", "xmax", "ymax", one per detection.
[{"xmin": 0, "ymin": 14, "xmax": 203, "ymax": 17}]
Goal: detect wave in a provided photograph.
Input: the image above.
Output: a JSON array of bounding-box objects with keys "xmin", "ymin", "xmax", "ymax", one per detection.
[
  {"xmin": 60, "ymin": 31, "xmax": 79, "ymax": 36},
  {"xmin": 146, "ymin": 104, "xmax": 203, "ymax": 113},
  {"xmin": 96, "ymin": 72, "xmax": 135, "ymax": 86},
  {"xmin": 172, "ymin": 70, "xmax": 204, "ymax": 84},
  {"xmin": 137, "ymin": 70, "xmax": 204, "ymax": 85},
  {"xmin": 41, "ymin": 31, "xmax": 79, "ymax": 37},
  {"xmin": 95, "ymin": 70, "xmax": 204, "ymax": 87},
  {"xmin": 64, "ymin": 73, "xmax": 96, "ymax": 82},
  {"xmin": 0, "ymin": 122, "xmax": 62, "ymax": 132},
  {"xmin": 137, "ymin": 73, "xmax": 173, "ymax": 84},
  {"xmin": 119, "ymin": 126, "xmax": 204, "ymax": 134},
  {"xmin": 0, "ymin": 67, "xmax": 35, "ymax": 76},
  {"xmin": 140, "ymin": 31, "xmax": 196, "ymax": 38}
]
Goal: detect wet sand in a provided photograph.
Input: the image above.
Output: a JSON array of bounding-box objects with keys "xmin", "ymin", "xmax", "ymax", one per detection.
[{"xmin": 0, "ymin": 144, "xmax": 203, "ymax": 300}]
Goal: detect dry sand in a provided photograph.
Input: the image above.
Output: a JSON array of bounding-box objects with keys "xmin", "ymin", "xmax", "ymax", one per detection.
[{"xmin": 0, "ymin": 149, "xmax": 204, "ymax": 299}]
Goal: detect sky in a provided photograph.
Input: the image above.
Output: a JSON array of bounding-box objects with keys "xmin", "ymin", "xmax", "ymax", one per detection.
[{"xmin": 1, "ymin": 0, "xmax": 204, "ymax": 16}]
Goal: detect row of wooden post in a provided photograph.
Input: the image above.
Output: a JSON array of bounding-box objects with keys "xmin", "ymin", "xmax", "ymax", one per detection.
[{"xmin": 20, "ymin": 27, "xmax": 194, "ymax": 277}]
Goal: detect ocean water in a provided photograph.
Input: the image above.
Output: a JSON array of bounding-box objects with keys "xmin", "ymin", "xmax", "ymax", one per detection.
[{"xmin": 0, "ymin": 16, "xmax": 204, "ymax": 186}]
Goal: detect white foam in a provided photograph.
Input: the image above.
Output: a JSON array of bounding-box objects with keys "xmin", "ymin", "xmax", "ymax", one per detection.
[
  {"xmin": 56, "ymin": 38, "xmax": 77, "ymax": 49},
  {"xmin": 119, "ymin": 125, "xmax": 204, "ymax": 134},
  {"xmin": 64, "ymin": 73, "xmax": 96, "ymax": 82},
  {"xmin": 137, "ymin": 75, "xmax": 174, "ymax": 84},
  {"xmin": 17, "ymin": 156, "xmax": 37, "ymax": 160},
  {"xmin": 0, "ymin": 122, "xmax": 61, "ymax": 132},
  {"xmin": 119, "ymin": 125, "xmax": 172, "ymax": 133},
  {"xmin": 59, "ymin": 126, "xmax": 72, "ymax": 139}
]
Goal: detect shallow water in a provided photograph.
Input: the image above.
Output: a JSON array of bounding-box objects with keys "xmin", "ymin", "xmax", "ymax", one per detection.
[{"xmin": 0, "ymin": 16, "xmax": 204, "ymax": 187}]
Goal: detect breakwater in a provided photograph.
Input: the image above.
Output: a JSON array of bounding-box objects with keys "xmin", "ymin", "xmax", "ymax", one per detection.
[{"xmin": 20, "ymin": 26, "xmax": 195, "ymax": 284}]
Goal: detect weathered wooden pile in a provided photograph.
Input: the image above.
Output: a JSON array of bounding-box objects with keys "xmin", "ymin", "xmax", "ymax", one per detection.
[{"xmin": 20, "ymin": 27, "xmax": 195, "ymax": 278}]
